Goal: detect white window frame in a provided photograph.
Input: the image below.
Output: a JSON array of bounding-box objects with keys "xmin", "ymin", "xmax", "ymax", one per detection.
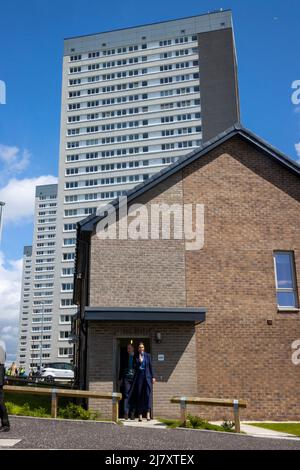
[{"xmin": 273, "ymin": 251, "xmax": 298, "ymax": 310}]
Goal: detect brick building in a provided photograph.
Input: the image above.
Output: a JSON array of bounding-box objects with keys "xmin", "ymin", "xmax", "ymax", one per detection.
[{"xmin": 73, "ymin": 124, "xmax": 300, "ymax": 420}]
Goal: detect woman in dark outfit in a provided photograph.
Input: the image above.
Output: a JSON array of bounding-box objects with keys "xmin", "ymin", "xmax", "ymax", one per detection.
[{"xmin": 130, "ymin": 342, "xmax": 155, "ymax": 421}]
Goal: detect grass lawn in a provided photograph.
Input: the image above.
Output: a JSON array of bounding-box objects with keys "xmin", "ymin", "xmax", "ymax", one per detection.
[{"xmin": 250, "ymin": 423, "xmax": 300, "ymax": 436}]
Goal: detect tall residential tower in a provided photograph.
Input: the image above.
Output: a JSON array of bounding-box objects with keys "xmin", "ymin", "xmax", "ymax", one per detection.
[
  {"xmin": 17, "ymin": 185, "xmax": 58, "ymax": 370},
  {"xmin": 16, "ymin": 246, "xmax": 32, "ymax": 366},
  {"xmin": 18, "ymin": 10, "xmax": 239, "ymax": 368}
]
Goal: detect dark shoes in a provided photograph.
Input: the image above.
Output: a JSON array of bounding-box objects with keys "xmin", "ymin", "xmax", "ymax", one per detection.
[
  {"xmin": 0, "ymin": 425, "xmax": 10, "ymax": 432},
  {"xmin": 124, "ymin": 412, "xmax": 136, "ymax": 420}
]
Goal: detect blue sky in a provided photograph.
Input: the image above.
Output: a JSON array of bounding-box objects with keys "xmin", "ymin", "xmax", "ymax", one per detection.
[
  {"xmin": 0, "ymin": 0, "xmax": 299, "ymax": 357},
  {"xmin": 0, "ymin": 0, "xmax": 299, "ymax": 259}
]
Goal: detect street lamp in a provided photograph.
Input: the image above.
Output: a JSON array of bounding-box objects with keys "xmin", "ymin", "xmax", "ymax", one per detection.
[{"xmin": 0, "ymin": 201, "xmax": 5, "ymax": 244}]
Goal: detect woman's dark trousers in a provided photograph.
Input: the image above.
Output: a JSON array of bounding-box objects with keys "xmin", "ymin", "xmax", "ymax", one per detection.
[{"xmin": 136, "ymin": 370, "xmax": 150, "ymax": 414}]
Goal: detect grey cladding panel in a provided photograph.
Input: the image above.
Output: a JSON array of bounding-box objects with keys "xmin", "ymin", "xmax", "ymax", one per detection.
[
  {"xmin": 64, "ymin": 11, "xmax": 232, "ymax": 55},
  {"xmin": 23, "ymin": 246, "xmax": 32, "ymax": 256},
  {"xmin": 35, "ymin": 184, "xmax": 58, "ymax": 198},
  {"xmin": 198, "ymin": 27, "xmax": 240, "ymax": 142}
]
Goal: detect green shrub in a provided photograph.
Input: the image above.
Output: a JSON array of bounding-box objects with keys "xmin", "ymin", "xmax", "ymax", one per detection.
[
  {"xmin": 6, "ymin": 399, "xmax": 99, "ymax": 421},
  {"xmin": 184, "ymin": 414, "xmax": 233, "ymax": 432},
  {"xmin": 159, "ymin": 418, "xmax": 181, "ymax": 428},
  {"xmin": 5, "ymin": 391, "xmax": 70, "ymax": 413},
  {"xmin": 186, "ymin": 414, "xmax": 207, "ymax": 428},
  {"xmin": 58, "ymin": 403, "xmax": 100, "ymax": 420},
  {"xmin": 221, "ymin": 420, "xmax": 235, "ymax": 432},
  {"xmin": 159, "ymin": 415, "xmax": 234, "ymax": 432},
  {"xmin": 5, "ymin": 401, "xmax": 49, "ymax": 418}
]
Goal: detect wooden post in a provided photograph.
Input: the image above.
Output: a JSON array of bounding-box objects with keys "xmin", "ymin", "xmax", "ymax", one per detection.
[
  {"xmin": 51, "ymin": 389, "xmax": 58, "ymax": 419},
  {"xmin": 233, "ymin": 399, "xmax": 240, "ymax": 433},
  {"xmin": 180, "ymin": 396, "xmax": 187, "ymax": 426},
  {"xmin": 112, "ymin": 392, "xmax": 119, "ymax": 423}
]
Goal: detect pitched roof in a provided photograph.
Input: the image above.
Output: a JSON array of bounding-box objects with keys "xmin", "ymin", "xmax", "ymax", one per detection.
[{"xmin": 78, "ymin": 123, "xmax": 300, "ymax": 232}]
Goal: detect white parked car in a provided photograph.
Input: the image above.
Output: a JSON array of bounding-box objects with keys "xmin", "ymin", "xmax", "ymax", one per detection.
[{"xmin": 40, "ymin": 362, "xmax": 75, "ymax": 383}]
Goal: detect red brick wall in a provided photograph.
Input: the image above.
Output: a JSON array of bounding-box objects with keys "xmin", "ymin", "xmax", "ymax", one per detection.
[
  {"xmin": 183, "ymin": 136, "xmax": 300, "ymax": 419},
  {"xmin": 89, "ymin": 172, "xmax": 187, "ymax": 308},
  {"xmin": 87, "ymin": 135, "xmax": 300, "ymax": 420},
  {"xmin": 87, "ymin": 321, "xmax": 198, "ymax": 419}
]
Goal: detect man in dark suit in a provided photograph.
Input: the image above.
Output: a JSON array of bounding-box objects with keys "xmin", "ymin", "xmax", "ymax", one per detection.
[
  {"xmin": 0, "ymin": 340, "xmax": 10, "ymax": 432},
  {"xmin": 119, "ymin": 343, "xmax": 135, "ymax": 420},
  {"xmin": 130, "ymin": 342, "xmax": 155, "ymax": 422}
]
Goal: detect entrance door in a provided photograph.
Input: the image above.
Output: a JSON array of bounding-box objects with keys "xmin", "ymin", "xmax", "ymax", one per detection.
[{"xmin": 117, "ymin": 337, "xmax": 151, "ymax": 418}]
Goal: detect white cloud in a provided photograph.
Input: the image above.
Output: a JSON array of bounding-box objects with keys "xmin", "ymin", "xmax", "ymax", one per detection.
[
  {"xmin": 0, "ymin": 145, "xmax": 19, "ymax": 162},
  {"xmin": 0, "ymin": 175, "xmax": 57, "ymax": 224},
  {"xmin": 295, "ymin": 143, "xmax": 300, "ymax": 162},
  {"xmin": 0, "ymin": 144, "xmax": 58, "ymax": 363},
  {"xmin": 0, "ymin": 251, "xmax": 23, "ymax": 363},
  {"xmin": 0, "ymin": 252, "xmax": 22, "ymax": 322},
  {"xmin": 0, "ymin": 144, "xmax": 31, "ymax": 177}
]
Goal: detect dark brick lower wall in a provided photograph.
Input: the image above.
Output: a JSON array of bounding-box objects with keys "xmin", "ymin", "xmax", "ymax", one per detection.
[
  {"xmin": 87, "ymin": 321, "xmax": 198, "ymax": 419},
  {"xmin": 86, "ymin": 318, "xmax": 300, "ymax": 421}
]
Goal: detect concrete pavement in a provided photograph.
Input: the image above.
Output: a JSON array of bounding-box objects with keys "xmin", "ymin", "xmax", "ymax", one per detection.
[
  {"xmin": 0, "ymin": 439, "xmax": 21, "ymax": 448},
  {"xmin": 122, "ymin": 418, "xmax": 300, "ymax": 440},
  {"xmin": 210, "ymin": 421, "xmax": 299, "ymax": 439},
  {"xmin": 121, "ymin": 418, "xmax": 167, "ymax": 429},
  {"xmin": 240, "ymin": 423, "xmax": 297, "ymax": 439}
]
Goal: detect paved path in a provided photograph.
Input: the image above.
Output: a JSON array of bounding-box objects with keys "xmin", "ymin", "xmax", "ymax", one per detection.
[
  {"xmin": 0, "ymin": 439, "xmax": 21, "ymax": 448},
  {"xmin": 240, "ymin": 423, "xmax": 296, "ymax": 439},
  {"xmin": 123, "ymin": 419, "xmax": 299, "ymax": 440},
  {"xmin": 210, "ymin": 421, "xmax": 298, "ymax": 439},
  {"xmin": 0, "ymin": 416, "xmax": 300, "ymax": 450},
  {"xmin": 121, "ymin": 418, "xmax": 167, "ymax": 429}
]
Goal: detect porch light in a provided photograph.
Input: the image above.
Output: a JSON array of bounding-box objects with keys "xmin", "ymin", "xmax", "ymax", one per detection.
[{"xmin": 155, "ymin": 332, "xmax": 162, "ymax": 344}]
